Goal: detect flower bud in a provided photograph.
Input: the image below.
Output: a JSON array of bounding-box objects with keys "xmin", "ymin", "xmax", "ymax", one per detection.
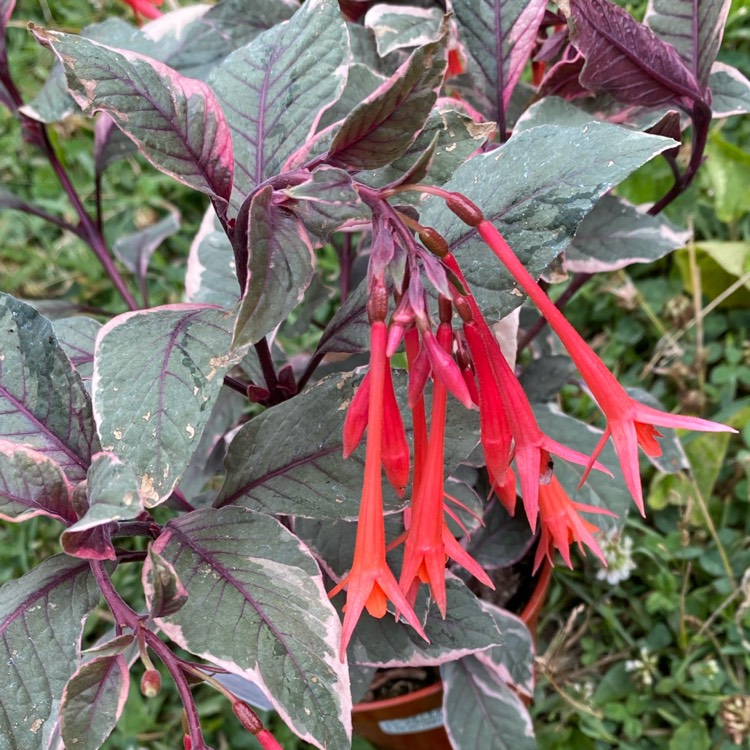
[
  {"xmin": 140, "ymin": 669, "xmax": 162, "ymax": 698},
  {"xmin": 232, "ymin": 701, "xmax": 264, "ymax": 734},
  {"xmin": 445, "ymin": 192, "xmax": 483, "ymax": 227},
  {"xmin": 418, "ymin": 226, "xmax": 449, "ymax": 257},
  {"xmin": 183, "ymin": 735, "xmax": 192, "ymax": 750}
]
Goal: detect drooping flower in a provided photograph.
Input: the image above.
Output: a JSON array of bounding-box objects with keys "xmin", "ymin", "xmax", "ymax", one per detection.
[
  {"xmin": 533, "ymin": 474, "xmax": 613, "ymax": 572},
  {"xmin": 474, "ymin": 218, "xmax": 736, "ymax": 513},
  {"xmin": 399, "ymin": 320, "xmax": 493, "ymax": 616},
  {"xmin": 444, "ymin": 254, "xmax": 610, "ymax": 531},
  {"xmin": 329, "ymin": 321, "xmax": 426, "ymax": 660},
  {"xmin": 119, "ymin": 0, "xmax": 163, "ymax": 21}
]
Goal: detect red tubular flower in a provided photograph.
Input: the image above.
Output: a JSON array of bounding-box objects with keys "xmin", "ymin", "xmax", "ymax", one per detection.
[
  {"xmin": 399, "ymin": 323, "xmax": 494, "ymax": 616},
  {"xmin": 475, "ymin": 219, "xmax": 736, "ymax": 513},
  {"xmin": 462, "ymin": 322, "xmax": 513, "ymax": 510},
  {"xmin": 342, "ymin": 347, "xmax": 410, "ymax": 497},
  {"xmin": 533, "ymin": 475, "xmax": 614, "ymax": 573},
  {"xmin": 119, "ymin": 0, "xmax": 163, "ymax": 21},
  {"xmin": 445, "ymin": 259, "xmax": 610, "ymax": 533},
  {"xmin": 329, "ymin": 321, "xmax": 427, "ymax": 660}
]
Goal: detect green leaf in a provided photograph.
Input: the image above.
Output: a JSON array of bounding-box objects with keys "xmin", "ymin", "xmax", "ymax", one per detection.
[
  {"xmin": 314, "ymin": 278, "xmax": 371, "ymax": 357},
  {"xmin": 53, "ymin": 316, "xmax": 102, "ymax": 384},
  {"xmin": 644, "ymin": 0, "xmax": 730, "ymax": 90},
  {"xmin": 142, "ymin": 545, "xmax": 189, "ymax": 618},
  {"xmin": 709, "ymin": 61, "xmax": 750, "ymax": 117},
  {"xmin": 232, "ymin": 186, "xmax": 315, "ymax": 348},
  {"xmin": 419, "ymin": 123, "xmax": 679, "ymax": 322},
  {"xmin": 703, "ymin": 131, "xmax": 750, "ymax": 223},
  {"xmin": 216, "ymin": 370, "xmax": 480, "ymax": 519},
  {"xmin": 564, "ymin": 194, "xmax": 690, "ymax": 273},
  {"xmin": 185, "ymin": 208, "xmax": 239, "ymax": 309},
  {"xmin": 452, "ymin": 0, "xmax": 547, "ymax": 134},
  {"xmin": 60, "ymin": 654, "xmax": 130, "ymax": 750},
  {"xmin": 668, "ymin": 719, "xmax": 711, "ymax": 750},
  {"xmin": 357, "ymin": 106, "xmax": 496, "ymax": 189},
  {"xmin": 0, "ymin": 293, "xmax": 98, "ymax": 482},
  {"xmin": 0, "ymin": 555, "xmax": 100, "ymax": 750},
  {"xmin": 328, "ymin": 30, "xmax": 448, "ymax": 170},
  {"xmin": 0, "ymin": 440, "xmax": 75, "ymax": 523},
  {"xmin": 283, "ymin": 166, "xmax": 369, "ymax": 242},
  {"xmin": 675, "ymin": 241, "xmax": 750, "ymax": 308},
  {"xmin": 364, "ymin": 4, "xmax": 444, "ymax": 56},
  {"xmin": 209, "ymin": 0, "xmax": 348, "ymax": 213},
  {"xmin": 153, "ymin": 506, "xmax": 351, "ymax": 750},
  {"xmin": 466, "ymin": 501, "xmax": 535, "ymax": 570},
  {"xmin": 92, "ymin": 304, "xmax": 236, "ymax": 506},
  {"xmin": 346, "ymin": 576, "xmax": 505, "ymax": 667},
  {"xmin": 442, "ymin": 656, "xmax": 536, "ymax": 750},
  {"xmin": 74, "ymin": 451, "xmax": 143, "ymax": 531},
  {"xmin": 32, "ymin": 27, "xmax": 235, "ymax": 206},
  {"xmin": 475, "ymin": 601, "xmax": 535, "ymax": 696},
  {"xmin": 113, "ymin": 209, "xmax": 181, "ymax": 302},
  {"xmin": 318, "ymin": 63, "xmax": 387, "ymax": 132}
]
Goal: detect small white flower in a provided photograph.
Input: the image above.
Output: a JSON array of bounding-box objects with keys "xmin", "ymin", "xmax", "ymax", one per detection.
[
  {"xmin": 596, "ymin": 530, "xmax": 636, "ymax": 585},
  {"xmin": 624, "ymin": 646, "xmax": 658, "ymax": 688}
]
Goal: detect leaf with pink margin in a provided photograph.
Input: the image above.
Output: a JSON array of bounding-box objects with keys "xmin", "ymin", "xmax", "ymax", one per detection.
[
  {"xmin": 327, "ymin": 30, "xmax": 448, "ymax": 170},
  {"xmin": 66, "ymin": 451, "xmax": 144, "ymax": 534},
  {"xmin": 61, "ymin": 482, "xmax": 118, "ymax": 561},
  {"xmin": 442, "ymin": 656, "xmax": 536, "ymax": 750},
  {"xmin": 452, "ymin": 0, "xmax": 548, "ymax": 136},
  {"xmin": 559, "ymin": 0, "xmax": 704, "ymax": 109},
  {"xmin": 142, "ymin": 544, "xmax": 189, "ymax": 618},
  {"xmin": 474, "ymin": 600, "xmax": 535, "ymax": 697},
  {"xmin": 60, "ymin": 654, "xmax": 130, "ymax": 750},
  {"xmin": 152, "ymin": 506, "xmax": 351, "ymax": 750},
  {"xmin": 364, "ymin": 4, "xmax": 444, "ymax": 56},
  {"xmin": 0, "ymin": 554, "xmax": 100, "ymax": 750},
  {"xmin": 343, "ymin": 575, "xmax": 505, "ymax": 668},
  {"xmin": 209, "ymin": 0, "xmax": 349, "ymax": 214},
  {"xmin": 709, "ymin": 61, "xmax": 750, "ymax": 117},
  {"xmin": 0, "ymin": 439, "xmax": 76, "ymax": 523},
  {"xmin": 232, "ymin": 187, "xmax": 315, "ymax": 349},
  {"xmin": 92, "ymin": 304, "xmax": 236, "ymax": 506},
  {"xmin": 644, "ymin": 0, "xmax": 731, "ymax": 91},
  {"xmin": 53, "ymin": 316, "xmax": 102, "ymax": 386},
  {"xmin": 185, "ymin": 207, "xmax": 239, "ymax": 310},
  {"xmin": 0, "ymin": 293, "xmax": 98, "ymax": 483},
  {"xmin": 564, "ymin": 194, "xmax": 690, "ymax": 274},
  {"xmin": 113, "ymin": 209, "xmax": 181, "ymax": 304},
  {"xmin": 31, "ymin": 27, "xmax": 234, "ymax": 207}
]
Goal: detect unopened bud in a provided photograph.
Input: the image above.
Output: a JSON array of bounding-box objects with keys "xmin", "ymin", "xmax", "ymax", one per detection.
[
  {"xmin": 453, "ymin": 295, "xmax": 473, "ymax": 323},
  {"xmin": 445, "ymin": 192, "xmax": 483, "ymax": 227},
  {"xmin": 233, "ymin": 700, "xmax": 264, "ymax": 734},
  {"xmin": 140, "ymin": 669, "xmax": 162, "ymax": 698},
  {"xmin": 438, "ymin": 296, "xmax": 453, "ymax": 325},
  {"xmin": 183, "ymin": 735, "xmax": 192, "ymax": 750},
  {"xmin": 418, "ymin": 226, "xmax": 449, "ymax": 257},
  {"xmin": 367, "ymin": 277, "xmax": 389, "ymax": 323}
]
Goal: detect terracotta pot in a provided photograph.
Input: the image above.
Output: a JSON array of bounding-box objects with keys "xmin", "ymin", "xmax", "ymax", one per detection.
[{"xmin": 352, "ymin": 562, "xmax": 553, "ymax": 750}]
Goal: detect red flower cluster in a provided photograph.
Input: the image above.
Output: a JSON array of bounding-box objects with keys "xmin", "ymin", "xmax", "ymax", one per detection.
[{"xmin": 329, "ymin": 189, "xmax": 735, "ymax": 660}]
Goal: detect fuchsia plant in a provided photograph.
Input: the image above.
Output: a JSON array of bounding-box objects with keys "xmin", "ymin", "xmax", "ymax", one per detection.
[{"xmin": 0, "ymin": 0, "xmax": 747, "ymax": 748}]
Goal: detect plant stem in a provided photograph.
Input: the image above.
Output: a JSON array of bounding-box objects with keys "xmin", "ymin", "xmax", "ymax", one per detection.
[
  {"xmin": 255, "ymin": 337, "xmax": 282, "ymax": 401},
  {"xmin": 35, "ymin": 121, "xmax": 139, "ymax": 311},
  {"xmin": 91, "ymin": 561, "xmax": 209, "ymax": 749}
]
